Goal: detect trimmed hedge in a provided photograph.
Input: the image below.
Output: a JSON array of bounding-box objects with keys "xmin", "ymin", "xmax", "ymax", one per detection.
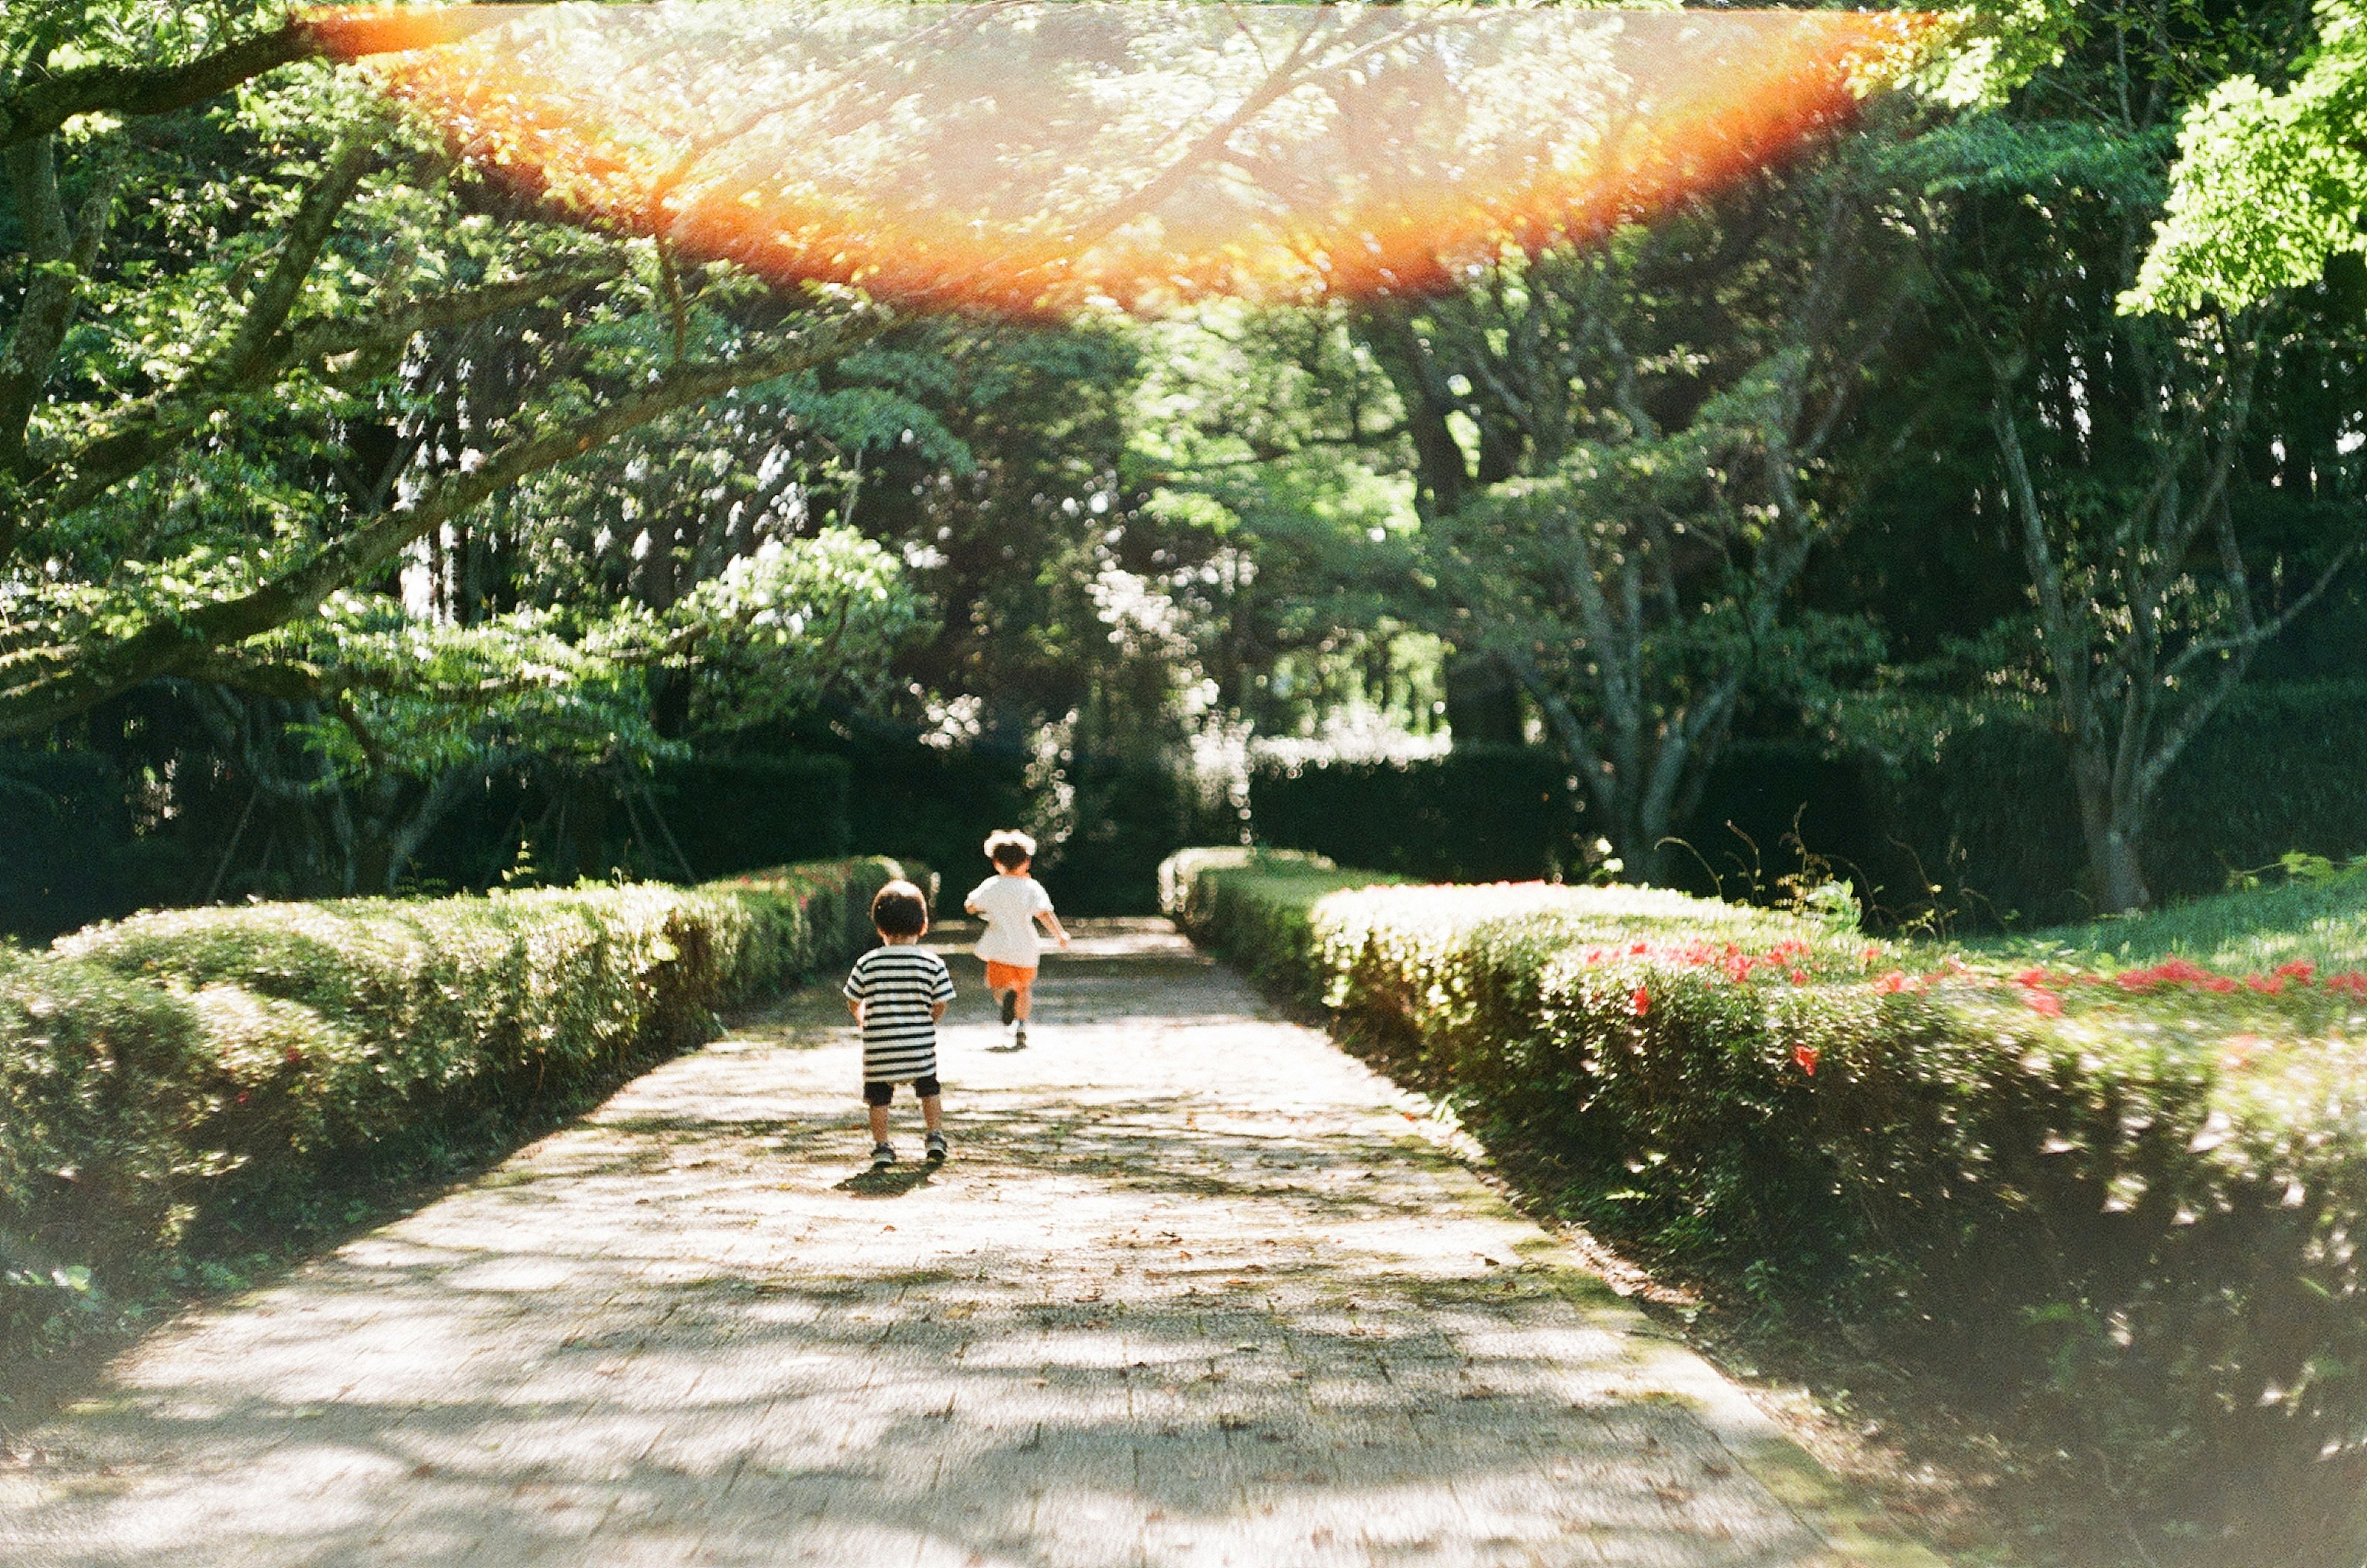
[
  {"xmin": 2, "ymin": 857, "xmax": 897, "ymax": 1371},
  {"xmin": 1248, "ymin": 746, "xmax": 1576, "ymax": 883},
  {"xmin": 1163, "ymin": 847, "xmax": 2367, "ymax": 1563}
]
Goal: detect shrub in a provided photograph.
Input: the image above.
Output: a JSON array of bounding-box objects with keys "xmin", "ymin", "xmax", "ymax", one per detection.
[
  {"xmin": 1, "ymin": 857, "xmax": 896, "ymax": 1372},
  {"xmin": 1670, "ymin": 682, "xmax": 2367, "ymax": 928},
  {"xmin": 1162, "ymin": 850, "xmax": 2367, "ymax": 1563},
  {"xmin": 1248, "ymin": 746, "xmax": 1576, "ymax": 883}
]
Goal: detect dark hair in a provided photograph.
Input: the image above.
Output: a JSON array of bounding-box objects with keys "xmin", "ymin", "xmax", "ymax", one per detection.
[
  {"xmin": 870, "ymin": 880, "xmax": 930, "ymax": 937},
  {"xmin": 985, "ymin": 828, "xmax": 1036, "ymax": 870}
]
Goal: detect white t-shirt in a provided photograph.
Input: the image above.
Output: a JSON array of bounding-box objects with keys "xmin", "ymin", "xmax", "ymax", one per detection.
[{"xmin": 968, "ymin": 873, "xmax": 1054, "ymax": 967}]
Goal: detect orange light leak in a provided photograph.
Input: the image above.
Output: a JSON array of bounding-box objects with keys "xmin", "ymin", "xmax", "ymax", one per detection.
[{"xmin": 305, "ymin": 2, "xmax": 1940, "ymax": 317}]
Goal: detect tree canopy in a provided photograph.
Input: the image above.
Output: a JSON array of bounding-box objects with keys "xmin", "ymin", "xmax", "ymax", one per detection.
[{"xmin": 5, "ymin": 0, "xmax": 2364, "ymax": 921}]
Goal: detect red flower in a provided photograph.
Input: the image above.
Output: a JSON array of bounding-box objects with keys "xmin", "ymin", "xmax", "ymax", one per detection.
[
  {"xmin": 285, "ymin": 1046, "xmax": 305, "ymax": 1065},
  {"xmin": 2246, "ymin": 974, "xmax": 2286, "ymax": 995},
  {"xmin": 2016, "ymin": 966, "xmax": 2051, "ymax": 988},
  {"xmin": 2023, "ymin": 989, "xmax": 2064, "ymax": 1017},
  {"xmin": 1788, "ymin": 969, "xmax": 1807, "ymax": 985},
  {"xmin": 1793, "ymin": 1044, "xmax": 1820, "ymax": 1075},
  {"xmin": 1629, "ymin": 986, "xmax": 1650, "ymax": 1018},
  {"xmin": 1873, "ymin": 970, "xmax": 1909, "ymax": 994},
  {"xmin": 2275, "ymin": 960, "xmax": 2316, "ymax": 983}
]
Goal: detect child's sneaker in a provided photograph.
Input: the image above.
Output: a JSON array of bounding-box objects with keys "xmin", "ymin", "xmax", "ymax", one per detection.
[
  {"xmin": 870, "ymin": 1142, "xmax": 897, "ymax": 1170},
  {"xmin": 999, "ymin": 989, "xmax": 1018, "ymax": 1027},
  {"xmin": 1012, "ymin": 1023, "xmax": 1028, "ymax": 1049},
  {"xmin": 924, "ymin": 1130, "xmax": 948, "ymax": 1164}
]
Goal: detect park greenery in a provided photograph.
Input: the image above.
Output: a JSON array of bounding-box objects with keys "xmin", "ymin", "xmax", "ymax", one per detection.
[
  {"xmin": 1164, "ymin": 845, "xmax": 2367, "ymax": 1563},
  {"xmin": 3, "ymin": 0, "xmax": 2363, "ymax": 931},
  {"xmin": 1, "ymin": 855, "xmax": 898, "ymax": 1369},
  {"xmin": 5, "ymin": 0, "xmax": 2367, "ymax": 1559}
]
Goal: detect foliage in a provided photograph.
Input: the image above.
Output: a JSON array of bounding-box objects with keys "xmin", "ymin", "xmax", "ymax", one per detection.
[
  {"xmin": 1834, "ymin": 679, "xmax": 2367, "ymax": 927},
  {"xmin": 1356, "ymin": 180, "xmax": 1911, "ymax": 885},
  {"xmin": 1163, "ymin": 850, "xmax": 2367, "ymax": 1562},
  {"xmin": 0, "ymin": 0, "xmax": 952, "ymax": 903},
  {"xmin": 1886, "ymin": 0, "xmax": 2367, "ymax": 913},
  {"xmin": 2130, "ymin": 0, "xmax": 2367, "ymax": 314},
  {"xmin": 1248, "ymin": 747, "xmax": 1577, "ymax": 884},
  {"xmin": 1, "ymin": 855, "xmax": 897, "ymax": 1373}
]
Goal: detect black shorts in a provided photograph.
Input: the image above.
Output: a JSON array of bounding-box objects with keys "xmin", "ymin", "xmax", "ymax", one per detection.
[{"xmin": 863, "ymin": 1075, "xmax": 941, "ymax": 1106}]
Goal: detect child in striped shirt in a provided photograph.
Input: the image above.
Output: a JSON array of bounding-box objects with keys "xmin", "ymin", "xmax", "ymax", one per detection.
[{"xmin": 843, "ymin": 880, "xmax": 957, "ymax": 1170}]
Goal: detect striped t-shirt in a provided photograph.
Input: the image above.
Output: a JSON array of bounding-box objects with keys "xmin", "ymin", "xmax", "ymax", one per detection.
[{"xmin": 843, "ymin": 944, "xmax": 955, "ymax": 1084}]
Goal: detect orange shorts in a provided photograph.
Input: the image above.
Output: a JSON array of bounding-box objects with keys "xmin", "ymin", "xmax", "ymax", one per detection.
[{"xmin": 984, "ymin": 960, "xmax": 1037, "ymax": 992}]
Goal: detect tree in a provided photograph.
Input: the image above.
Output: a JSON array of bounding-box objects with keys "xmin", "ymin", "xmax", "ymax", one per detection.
[
  {"xmin": 0, "ymin": 1, "xmax": 885, "ymax": 745},
  {"xmin": 1904, "ymin": 0, "xmax": 2363, "ymax": 912},
  {"xmin": 1344, "ymin": 150, "xmax": 1911, "ymax": 884}
]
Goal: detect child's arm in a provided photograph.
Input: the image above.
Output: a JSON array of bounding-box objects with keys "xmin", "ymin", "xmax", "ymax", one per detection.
[
  {"xmin": 846, "ymin": 997, "xmax": 865, "ymax": 1024},
  {"xmin": 1035, "ymin": 909, "xmax": 1071, "ymax": 950},
  {"xmin": 930, "ymin": 999, "xmax": 948, "ymax": 1022}
]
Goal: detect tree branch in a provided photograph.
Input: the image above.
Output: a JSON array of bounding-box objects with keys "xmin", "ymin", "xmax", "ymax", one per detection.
[
  {"xmin": 41, "ymin": 260, "xmax": 628, "ymax": 522},
  {"xmin": 0, "ymin": 10, "xmax": 512, "ymax": 149},
  {"xmin": 218, "ymin": 135, "xmax": 377, "ymax": 385},
  {"xmin": 0, "ymin": 311, "xmax": 889, "ymax": 739},
  {"xmin": 1992, "ymin": 390, "xmax": 2099, "ymax": 748},
  {"xmin": 0, "ymin": 136, "xmax": 118, "ymax": 482}
]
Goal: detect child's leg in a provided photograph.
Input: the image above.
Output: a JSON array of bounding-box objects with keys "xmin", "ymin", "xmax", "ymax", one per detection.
[
  {"xmin": 1012, "ymin": 969, "xmax": 1036, "ymax": 1021},
  {"xmin": 868, "ymin": 1103, "xmax": 892, "ymax": 1141},
  {"xmin": 920, "ymin": 1093, "xmax": 943, "ymax": 1132},
  {"xmin": 864, "ymin": 1081, "xmax": 893, "ymax": 1143}
]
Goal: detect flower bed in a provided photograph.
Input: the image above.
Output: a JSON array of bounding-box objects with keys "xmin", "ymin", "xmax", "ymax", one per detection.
[
  {"xmin": 1162, "ymin": 846, "xmax": 2367, "ymax": 1561},
  {"xmin": 1, "ymin": 859, "xmax": 897, "ymax": 1373}
]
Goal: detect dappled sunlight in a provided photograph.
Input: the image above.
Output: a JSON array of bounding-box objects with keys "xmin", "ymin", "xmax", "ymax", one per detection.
[
  {"xmin": 1, "ymin": 921, "xmax": 1885, "ymax": 1566},
  {"xmin": 308, "ymin": 1, "xmax": 1938, "ymax": 316}
]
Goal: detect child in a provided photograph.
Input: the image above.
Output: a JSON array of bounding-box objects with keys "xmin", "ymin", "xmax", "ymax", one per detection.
[
  {"xmin": 964, "ymin": 829, "xmax": 1069, "ymax": 1048},
  {"xmin": 843, "ymin": 880, "xmax": 957, "ymax": 1170}
]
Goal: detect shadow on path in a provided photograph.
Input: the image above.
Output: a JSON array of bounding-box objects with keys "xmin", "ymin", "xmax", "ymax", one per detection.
[{"xmin": 0, "ymin": 920, "xmax": 1931, "ymax": 1568}]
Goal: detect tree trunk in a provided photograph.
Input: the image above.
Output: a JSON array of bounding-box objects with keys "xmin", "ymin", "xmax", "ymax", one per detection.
[{"xmin": 2065, "ymin": 737, "xmax": 2152, "ymax": 912}]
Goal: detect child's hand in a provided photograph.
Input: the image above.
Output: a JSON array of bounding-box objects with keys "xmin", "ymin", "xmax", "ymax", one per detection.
[{"xmin": 1057, "ymin": 932, "xmax": 1072, "ymax": 950}]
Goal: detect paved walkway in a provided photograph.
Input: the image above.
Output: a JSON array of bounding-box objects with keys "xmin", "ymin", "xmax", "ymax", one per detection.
[{"xmin": 0, "ymin": 921, "xmax": 1940, "ymax": 1568}]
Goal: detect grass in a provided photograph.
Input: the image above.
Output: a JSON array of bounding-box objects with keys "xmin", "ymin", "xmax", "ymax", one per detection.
[{"xmin": 1985, "ymin": 863, "xmax": 2367, "ymax": 975}]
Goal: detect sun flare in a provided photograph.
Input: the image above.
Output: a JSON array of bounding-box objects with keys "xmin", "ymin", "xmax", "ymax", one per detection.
[{"xmin": 307, "ymin": 2, "xmax": 1941, "ymax": 316}]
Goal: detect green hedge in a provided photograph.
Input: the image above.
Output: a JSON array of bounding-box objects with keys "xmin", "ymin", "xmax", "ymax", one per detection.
[
  {"xmin": 1, "ymin": 857, "xmax": 897, "ymax": 1372},
  {"xmin": 1683, "ymin": 680, "xmax": 2367, "ymax": 926},
  {"xmin": 1162, "ymin": 848, "xmax": 2367, "ymax": 1563},
  {"xmin": 1248, "ymin": 746, "xmax": 1577, "ymax": 883}
]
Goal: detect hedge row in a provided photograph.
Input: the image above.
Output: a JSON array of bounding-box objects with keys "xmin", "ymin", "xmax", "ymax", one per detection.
[
  {"xmin": 1235, "ymin": 680, "xmax": 2367, "ymax": 928},
  {"xmin": 1, "ymin": 857, "xmax": 898, "ymax": 1371},
  {"xmin": 1163, "ymin": 847, "xmax": 2367, "ymax": 1564},
  {"xmin": 1247, "ymin": 746, "xmax": 1576, "ymax": 884}
]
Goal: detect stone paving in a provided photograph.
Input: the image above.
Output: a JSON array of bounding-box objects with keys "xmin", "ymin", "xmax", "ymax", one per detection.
[{"xmin": 0, "ymin": 920, "xmax": 1943, "ymax": 1568}]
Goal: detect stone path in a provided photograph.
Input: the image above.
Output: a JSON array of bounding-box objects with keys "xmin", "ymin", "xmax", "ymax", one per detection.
[{"xmin": 0, "ymin": 920, "xmax": 1943, "ymax": 1568}]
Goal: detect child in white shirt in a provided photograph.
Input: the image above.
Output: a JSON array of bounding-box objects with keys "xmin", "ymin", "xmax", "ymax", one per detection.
[{"xmin": 963, "ymin": 830, "xmax": 1069, "ymax": 1048}]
